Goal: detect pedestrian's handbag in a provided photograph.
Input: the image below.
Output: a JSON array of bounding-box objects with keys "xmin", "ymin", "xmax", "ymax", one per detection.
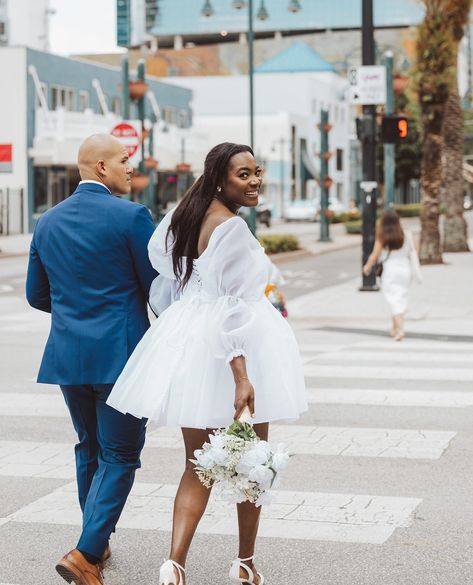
[{"xmin": 375, "ymin": 251, "xmax": 390, "ymax": 278}]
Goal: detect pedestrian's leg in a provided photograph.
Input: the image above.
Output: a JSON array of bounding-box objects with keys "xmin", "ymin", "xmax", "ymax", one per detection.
[
  {"xmin": 167, "ymin": 428, "xmax": 215, "ymax": 582},
  {"xmin": 235, "ymin": 422, "xmax": 269, "ymax": 584},
  {"xmin": 60, "ymin": 385, "xmax": 99, "ymax": 512},
  {"xmin": 77, "ymin": 384, "xmax": 146, "ymax": 560},
  {"xmin": 393, "ymin": 313, "xmax": 405, "ymax": 341},
  {"xmin": 390, "ymin": 316, "xmax": 397, "ymax": 337}
]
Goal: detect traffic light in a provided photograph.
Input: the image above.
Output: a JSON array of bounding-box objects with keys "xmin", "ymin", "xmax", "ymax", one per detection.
[{"xmin": 381, "ymin": 115, "xmax": 409, "ymax": 143}]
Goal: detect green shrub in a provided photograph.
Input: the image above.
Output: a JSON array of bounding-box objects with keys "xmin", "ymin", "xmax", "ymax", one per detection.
[
  {"xmin": 394, "ymin": 203, "xmax": 421, "ymax": 217},
  {"xmin": 331, "ymin": 210, "xmax": 362, "ymax": 224},
  {"xmin": 344, "ymin": 220, "xmax": 362, "ymax": 234},
  {"xmin": 258, "ymin": 234, "xmax": 300, "ymax": 254}
]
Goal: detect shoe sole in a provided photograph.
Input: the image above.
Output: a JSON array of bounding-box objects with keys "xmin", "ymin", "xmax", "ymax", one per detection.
[{"xmin": 55, "ymin": 564, "xmax": 84, "ymax": 584}]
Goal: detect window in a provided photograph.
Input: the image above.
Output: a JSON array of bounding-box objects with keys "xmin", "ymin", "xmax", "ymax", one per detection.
[
  {"xmin": 336, "ymin": 148, "xmax": 343, "ymax": 171},
  {"xmin": 51, "ymin": 86, "xmax": 75, "ymax": 111},
  {"xmin": 177, "ymin": 110, "xmax": 190, "ymax": 129},
  {"xmin": 111, "ymin": 96, "xmax": 122, "ymax": 116},
  {"xmin": 79, "ymin": 91, "xmax": 89, "ymax": 112},
  {"xmin": 336, "ymin": 182, "xmax": 343, "ymax": 201},
  {"xmin": 163, "ymin": 106, "xmax": 177, "ymax": 125}
]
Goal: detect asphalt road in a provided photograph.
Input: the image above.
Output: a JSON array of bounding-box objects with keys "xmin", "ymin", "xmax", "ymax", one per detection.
[{"xmin": 1, "ymin": 240, "xmax": 472, "ymax": 585}]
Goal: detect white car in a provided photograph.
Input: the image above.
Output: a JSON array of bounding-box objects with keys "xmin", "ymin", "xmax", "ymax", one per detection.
[{"xmin": 283, "ymin": 199, "xmax": 318, "ymax": 222}]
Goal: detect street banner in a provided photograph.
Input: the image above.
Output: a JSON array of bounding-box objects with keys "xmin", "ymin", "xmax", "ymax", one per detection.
[
  {"xmin": 348, "ymin": 66, "xmax": 387, "ymax": 105},
  {"xmin": 0, "ymin": 144, "xmax": 12, "ymax": 173}
]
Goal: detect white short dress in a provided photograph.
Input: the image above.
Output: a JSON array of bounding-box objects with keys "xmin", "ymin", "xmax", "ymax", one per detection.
[
  {"xmin": 381, "ymin": 231, "xmax": 420, "ymax": 315},
  {"xmin": 107, "ymin": 210, "xmax": 307, "ymax": 429}
]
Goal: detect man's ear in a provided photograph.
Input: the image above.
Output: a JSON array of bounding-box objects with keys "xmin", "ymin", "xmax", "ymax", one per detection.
[{"xmin": 96, "ymin": 159, "xmax": 106, "ymax": 177}]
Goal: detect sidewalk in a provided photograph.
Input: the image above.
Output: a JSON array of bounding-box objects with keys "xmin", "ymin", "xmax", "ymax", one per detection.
[
  {"xmin": 288, "ymin": 241, "xmax": 473, "ymax": 339},
  {"xmin": 0, "ymin": 233, "xmax": 32, "ymax": 258}
]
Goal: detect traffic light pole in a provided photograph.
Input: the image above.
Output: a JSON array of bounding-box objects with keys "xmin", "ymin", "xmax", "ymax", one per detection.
[
  {"xmin": 360, "ymin": 0, "xmax": 378, "ymax": 291},
  {"xmin": 384, "ymin": 51, "xmax": 395, "ymax": 209}
]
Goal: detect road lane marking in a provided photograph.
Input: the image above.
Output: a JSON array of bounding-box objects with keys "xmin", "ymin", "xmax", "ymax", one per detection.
[{"xmin": 7, "ymin": 481, "xmax": 421, "ymax": 545}]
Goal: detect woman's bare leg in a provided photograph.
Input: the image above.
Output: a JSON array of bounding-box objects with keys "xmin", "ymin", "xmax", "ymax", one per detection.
[
  {"xmin": 167, "ymin": 427, "xmax": 215, "ymax": 583},
  {"xmin": 393, "ymin": 313, "xmax": 405, "ymax": 340},
  {"xmin": 235, "ymin": 422, "xmax": 269, "ymax": 584}
]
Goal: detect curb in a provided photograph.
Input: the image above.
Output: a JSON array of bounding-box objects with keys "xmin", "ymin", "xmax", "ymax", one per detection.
[{"xmin": 270, "ymin": 237, "xmax": 360, "ymax": 265}]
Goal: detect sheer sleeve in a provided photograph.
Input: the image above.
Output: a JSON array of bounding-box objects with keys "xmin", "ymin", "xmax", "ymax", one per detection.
[
  {"xmin": 147, "ymin": 208, "xmax": 180, "ymax": 314},
  {"xmin": 200, "ymin": 217, "xmax": 270, "ymax": 363}
]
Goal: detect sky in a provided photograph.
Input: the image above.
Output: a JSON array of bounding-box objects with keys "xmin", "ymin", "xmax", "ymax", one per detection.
[{"xmin": 49, "ymin": 0, "xmax": 122, "ymax": 55}]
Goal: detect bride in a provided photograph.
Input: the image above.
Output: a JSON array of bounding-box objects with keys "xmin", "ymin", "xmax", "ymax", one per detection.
[{"xmin": 107, "ymin": 142, "xmax": 307, "ymax": 585}]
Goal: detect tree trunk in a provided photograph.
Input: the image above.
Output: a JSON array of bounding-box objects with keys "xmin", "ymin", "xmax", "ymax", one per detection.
[
  {"xmin": 442, "ymin": 87, "xmax": 470, "ymax": 252},
  {"xmin": 420, "ymin": 128, "xmax": 444, "ymax": 263}
]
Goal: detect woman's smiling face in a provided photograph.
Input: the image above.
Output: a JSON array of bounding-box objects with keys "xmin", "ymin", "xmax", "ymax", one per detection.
[{"xmin": 221, "ymin": 151, "xmax": 263, "ymax": 210}]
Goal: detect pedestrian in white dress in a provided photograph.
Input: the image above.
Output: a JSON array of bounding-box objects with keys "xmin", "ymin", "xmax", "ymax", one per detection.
[
  {"xmin": 363, "ymin": 210, "xmax": 422, "ymax": 341},
  {"xmin": 107, "ymin": 143, "xmax": 307, "ymax": 585}
]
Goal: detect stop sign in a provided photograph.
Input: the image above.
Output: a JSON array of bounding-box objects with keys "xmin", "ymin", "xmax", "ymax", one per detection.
[{"xmin": 111, "ymin": 122, "xmax": 140, "ymax": 158}]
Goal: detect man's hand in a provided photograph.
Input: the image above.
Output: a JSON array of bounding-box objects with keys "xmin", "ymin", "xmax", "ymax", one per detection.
[{"xmin": 234, "ymin": 379, "xmax": 255, "ymax": 420}]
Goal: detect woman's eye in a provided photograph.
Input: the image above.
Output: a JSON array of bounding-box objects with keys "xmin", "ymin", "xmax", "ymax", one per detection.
[{"xmin": 240, "ymin": 173, "xmax": 248, "ymax": 179}]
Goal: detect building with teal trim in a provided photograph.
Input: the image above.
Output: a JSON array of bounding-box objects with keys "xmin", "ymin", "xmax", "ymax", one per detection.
[{"xmin": 0, "ymin": 46, "xmax": 193, "ymax": 233}]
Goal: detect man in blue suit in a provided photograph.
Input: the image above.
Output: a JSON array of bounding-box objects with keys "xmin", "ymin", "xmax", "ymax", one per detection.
[{"xmin": 26, "ymin": 134, "xmax": 158, "ymax": 585}]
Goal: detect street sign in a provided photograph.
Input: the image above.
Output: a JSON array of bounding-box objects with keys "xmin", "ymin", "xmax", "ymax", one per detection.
[
  {"xmin": 348, "ymin": 66, "xmax": 387, "ymax": 105},
  {"xmin": 110, "ymin": 121, "xmax": 142, "ymax": 165},
  {"xmin": 0, "ymin": 144, "xmax": 12, "ymax": 172}
]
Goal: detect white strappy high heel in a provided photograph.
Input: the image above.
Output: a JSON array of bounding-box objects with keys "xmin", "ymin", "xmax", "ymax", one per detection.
[
  {"xmin": 229, "ymin": 555, "xmax": 265, "ymax": 584},
  {"xmin": 159, "ymin": 559, "xmax": 185, "ymax": 585}
]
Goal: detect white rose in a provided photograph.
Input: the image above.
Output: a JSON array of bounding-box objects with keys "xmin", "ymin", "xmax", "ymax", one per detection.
[
  {"xmin": 210, "ymin": 447, "xmax": 228, "ymax": 466},
  {"xmin": 194, "ymin": 449, "xmax": 215, "ymax": 469},
  {"xmin": 209, "ymin": 433, "xmax": 227, "ymax": 449},
  {"xmin": 271, "ymin": 451, "xmax": 290, "ymax": 472},
  {"xmin": 248, "ymin": 464, "xmax": 274, "ymax": 489},
  {"xmin": 236, "ymin": 443, "xmax": 271, "ymax": 474}
]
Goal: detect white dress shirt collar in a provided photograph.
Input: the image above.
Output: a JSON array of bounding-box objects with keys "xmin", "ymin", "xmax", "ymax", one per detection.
[{"xmin": 79, "ymin": 180, "xmax": 111, "ymax": 194}]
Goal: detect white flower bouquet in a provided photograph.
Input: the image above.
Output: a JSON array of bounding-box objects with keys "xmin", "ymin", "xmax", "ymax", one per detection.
[{"xmin": 191, "ymin": 409, "xmax": 290, "ymax": 506}]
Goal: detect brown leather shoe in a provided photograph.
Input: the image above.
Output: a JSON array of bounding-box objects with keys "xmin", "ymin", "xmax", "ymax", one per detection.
[
  {"xmin": 56, "ymin": 549, "xmax": 104, "ymax": 584},
  {"xmin": 100, "ymin": 544, "xmax": 111, "ymax": 566}
]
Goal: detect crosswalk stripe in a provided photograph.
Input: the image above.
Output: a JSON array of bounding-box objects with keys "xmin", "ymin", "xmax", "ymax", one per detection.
[
  {"xmin": 304, "ymin": 364, "xmax": 473, "ymax": 381},
  {"xmin": 306, "ymin": 350, "xmax": 473, "ymax": 365},
  {"xmin": 6, "ymin": 481, "xmax": 421, "ymax": 545},
  {"xmin": 306, "ymin": 388, "xmax": 473, "ymax": 407}
]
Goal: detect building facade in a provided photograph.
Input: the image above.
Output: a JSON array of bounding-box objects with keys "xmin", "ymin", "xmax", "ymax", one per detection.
[
  {"xmin": 0, "ymin": 0, "xmax": 52, "ymax": 51},
  {"xmin": 0, "ymin": 47, "xmax": 193, "ymax": 233},
  {"xmin": 171, "ymin": 43, "xmax": 351, "ymax": 217}
]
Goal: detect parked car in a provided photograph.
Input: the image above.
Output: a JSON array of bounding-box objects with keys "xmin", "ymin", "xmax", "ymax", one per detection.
[
  {"xmin": 239, "ymin": 197, "xmax": 273, "ymax": 227},
  {"xmin": 283, "ymin": 199, "xmax": 318, "ymax": 222}
]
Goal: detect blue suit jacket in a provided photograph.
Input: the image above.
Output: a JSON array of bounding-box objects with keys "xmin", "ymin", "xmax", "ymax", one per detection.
[{"xmin": 26, "ymin": 182, "xmax": 158, "ymax": 385}]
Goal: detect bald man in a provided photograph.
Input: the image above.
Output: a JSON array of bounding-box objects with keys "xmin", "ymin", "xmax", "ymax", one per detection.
[{"xmin": 26, "ymin": 134, "xmax": 158, "ymax": 584}]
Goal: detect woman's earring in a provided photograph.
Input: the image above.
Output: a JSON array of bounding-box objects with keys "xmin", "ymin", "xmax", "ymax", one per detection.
[{"xmin": 217, "ymin": 186, "xmax": 222, "ymax": 192}]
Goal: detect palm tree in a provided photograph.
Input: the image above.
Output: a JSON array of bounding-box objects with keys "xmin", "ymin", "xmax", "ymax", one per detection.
[
  {"xmin": 416, "ymin": 0, "xmax": 457, "ymax": 263},
  {"xmin": 442, "ymin": 0, "xmax": 471, "ymax": 252}
]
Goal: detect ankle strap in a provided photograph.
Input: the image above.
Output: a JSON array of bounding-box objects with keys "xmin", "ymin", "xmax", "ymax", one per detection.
[
  {"xmin": 238, "ymin": 555, "xmax": 254, "ymax": 562},
  {"xmin": 167, "ymin": 559, "xmax": 186, "ymax": 574}
]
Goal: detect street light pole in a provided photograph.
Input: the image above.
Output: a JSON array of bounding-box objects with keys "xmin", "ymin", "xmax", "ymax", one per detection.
[{"xmin": 360, "ymin": 0, "xmax": 378, "ymax": 291}]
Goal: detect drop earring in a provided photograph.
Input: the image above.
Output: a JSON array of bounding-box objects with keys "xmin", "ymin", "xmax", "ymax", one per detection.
[{"xmin": 217, "ymin": 186, "xmax": 222, "ymax": 192}]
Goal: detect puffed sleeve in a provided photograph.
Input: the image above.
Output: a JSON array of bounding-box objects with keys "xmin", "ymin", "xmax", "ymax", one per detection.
[
  {"xmin": 147, "ymin": 208, "xmax": 181, "ymax": 315},
  {"xmin": 201, "ymin": 217, "xmax": 270, "ymax": 363}
]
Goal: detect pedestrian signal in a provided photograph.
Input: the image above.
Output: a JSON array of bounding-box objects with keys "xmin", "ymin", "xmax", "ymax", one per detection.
[{"xmin": 381, "ymin": 115, "xmax": 409, "ymax": 143}]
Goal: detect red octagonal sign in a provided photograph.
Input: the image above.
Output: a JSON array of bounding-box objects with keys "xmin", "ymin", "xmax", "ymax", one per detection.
[{"xmin": 111, "ymin": 122, "xmax": 140, "ymax": 158}]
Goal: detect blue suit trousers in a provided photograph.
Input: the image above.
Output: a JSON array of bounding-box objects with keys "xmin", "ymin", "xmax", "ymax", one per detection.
[{"xmin": 60, "ymin": 384, "xmax": 146, "ymax": 558}]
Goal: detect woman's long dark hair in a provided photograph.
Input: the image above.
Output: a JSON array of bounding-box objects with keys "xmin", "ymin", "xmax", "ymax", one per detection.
[
  {"xmin": 377, "ymin": 209, "xmax": 404, "ymax": 251},
  {"xmin": 168, "ymin": 142, "xmax": 254, "ymax": 289}
]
